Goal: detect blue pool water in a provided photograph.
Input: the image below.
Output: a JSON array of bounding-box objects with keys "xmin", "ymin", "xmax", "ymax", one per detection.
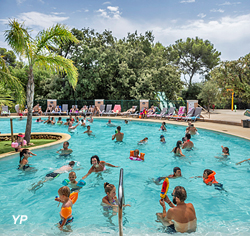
[{"xmin": 0, "ymin": 117, "xmax": 250, "ymax": 235}]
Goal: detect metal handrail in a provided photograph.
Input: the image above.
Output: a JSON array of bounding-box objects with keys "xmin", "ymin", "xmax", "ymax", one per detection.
[{"xmin": 118, "ymin": 168, "xmax": 124, "ymax": 236}]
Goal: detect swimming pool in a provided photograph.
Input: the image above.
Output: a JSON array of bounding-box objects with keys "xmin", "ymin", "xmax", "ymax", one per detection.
[{"xmin": 0, "ymin": 117, "xmax": 250, "ymax": 235}]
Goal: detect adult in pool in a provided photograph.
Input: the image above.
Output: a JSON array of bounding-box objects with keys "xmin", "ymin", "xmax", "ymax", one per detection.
[
  {"xmin": 18, "ymin": 148, "xmax": 36, "ymax": 170},
  {"xmin": 107, "ymin": 119, "xmax": 116, "ymax": 127},
  {"xmin": 156, "ymin": 186, "xmax": 197, "ymax": 233},
  {"xmin": 29, "ymin": 161, "xmax": 76, "ymax": 192},
  {"xmin": 81, "ymin": 155, "xmax": 119, "ymax": 180},
  {"xmin": 171, "ymin": 141, "xmax": 185, "ymax": 156},
  {"xmin": 68, "ymin": 122, "xmax": 79, "ymax": 132},
  {"xmin": 56, "ymin": 141, "xmax": 73, "ymax": 156},
  {"xmin": 182, "ymin": 133, "xmax": 194, "ymax": 150},
  {"xmin": 112, "ymin": 126, "xmax": 124, "ymax": 142},
  {"xmin": 186, "ymin": 122, "xmax": 197, "ymax": 135}
]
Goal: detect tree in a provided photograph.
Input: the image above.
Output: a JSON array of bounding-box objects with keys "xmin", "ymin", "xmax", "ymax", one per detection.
[
  {"xmin": 210, "ymin": 53, "xmax": 250, "ymax": 103},
  {"xmin": 0, "ymin": 47, "xmax": 17, "ymax": 67},
  {"xmin": 0, "ymin": 56, "xmax": 25, "ymax": 106},
  {"xmin": 197, "ymin": 81, "xmax": 220, "ymax": 111},
  {"xmin": 5, "ymin": 20, "xmax": 79, "ymax": 143},
  {"xmin": 166, "ymin": 37, "xmax": 221, "ymax": 88}
]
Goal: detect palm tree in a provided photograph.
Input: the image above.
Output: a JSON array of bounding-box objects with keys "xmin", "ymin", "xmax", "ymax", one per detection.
[
  {"xmin": 4, "ymin": 20, "xmax": 79, "ymax": 143},
  {"xmin": 0, "ymin": 56, "xmax": 26, "ymax": 108}
]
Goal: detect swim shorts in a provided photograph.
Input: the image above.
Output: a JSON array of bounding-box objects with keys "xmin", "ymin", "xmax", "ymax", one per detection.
[{"xmin": 46, "ymin": 172, "xmax": 60, "ymax": 178}]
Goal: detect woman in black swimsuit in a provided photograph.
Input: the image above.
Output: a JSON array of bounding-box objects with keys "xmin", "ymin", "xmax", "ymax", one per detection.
[{"xmin": 18, "ymin": 149, "xmax": 31, "ymax": 170}]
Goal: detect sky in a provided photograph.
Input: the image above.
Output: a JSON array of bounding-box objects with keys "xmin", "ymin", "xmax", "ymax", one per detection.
[{"xmin": 0, "ymin": 0, "xmax": 250, "ymax": 62}]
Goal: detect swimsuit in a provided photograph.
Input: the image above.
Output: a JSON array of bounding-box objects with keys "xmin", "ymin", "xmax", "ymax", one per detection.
[
  {"xmin": 166, "ymin": 224, "xmax": 176, "ymax": 233},
  {"xmin": 59, "ymin": 217, "xmax": 74, "ymax": 226},
  {"xmin": 46, "ymin": 172, "xmax": 60, "ymax": 178},
  {"xmin": 18, "ymin": 164, "xmax": 30, "ymax": 170}
]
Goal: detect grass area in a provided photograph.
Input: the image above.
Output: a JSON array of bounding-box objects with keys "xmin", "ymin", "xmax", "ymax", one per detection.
[{"xmin": 0, "ymin": 139, "xmax": 56, "ymax": 154}]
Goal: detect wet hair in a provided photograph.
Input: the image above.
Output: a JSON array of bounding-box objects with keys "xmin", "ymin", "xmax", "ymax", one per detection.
[
  {"xmin": 58, "ymin": 117, "xmax": 62, "ymax": 121},
  {"xmin": 68, "ymin": 161, "xmax": 75, "ymax": 167},
  {"xmin": 163, "ymin": 122, "xmax": 166, "ymax": 125},
  {"xmin": 185, "ymin": 133, "xmax": 191, "ymax": 140},
  {"xmin": 69, "ymin": 171, "xmax": 76, "ymax": 176},
  {"xmin": 36, "ymin": 119, "xmax": 39, "ymax": 122},
  {"xmin": 117, "ymin": 126, "xmax": 121, "ymax": 131},
  {"xmin": 58, "ymin": 186, "xmax": 71, "ymax": 197},
  {"xmin": 19, "ymin": 149, "xmax": 29, "ymax": 163},
  {"xmin": 64, "ymin": 141, "xmax": 69, "ymax": 146},
  {"xmin": 190, "ymin": 124, "xmax": 194, "ymax": 127},
  {"xmin": 91, "ymin": 155, "xmax": 100, "ymax": 165},
  {"xmin": 174, "ymin": 186, "xmax": 187, "ymax": 202},
  {"xmin": 224, "ymin": 147, "xmax": 229, "ymax": 154},
  {"xmin": 160, "ymin": 135, "xmax": 164, "ymax": 139},
  {"xmin": 87, "ymin": 125, "xmax": 90, "ymax": 128},
  {"xmin": 104, "ymin": 182, "xmax": 115, "ymax": 194},
  {"xmin": 66, "ymin": 118, "xmax": 70, "ymax": 122},
  {"xmin": 174, "ymin": 141, "xmax": 182, "ymax": 153},
  {"xmin": 203, "ymin": 169, "xmax": 213, "ymax": 176},
  {"xmin": 182, "ymin": 137, "xmax": 186, "ymax": 143},
  {"xmin": 134, "ymin": 149, "xmax": 139, "ymax": 156},
  {"xmin": 173, "ymin": 167, "xmax": 181, "ymax": 173}
]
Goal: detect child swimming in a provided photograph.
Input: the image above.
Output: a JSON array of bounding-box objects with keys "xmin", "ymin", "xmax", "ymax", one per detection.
[
  {"xmin": 138, "ymin": 137, "xmax": 148, "ymax": 144},
  {"xmin": 160, "ymin": 135, "xmax": 166, "ymax": 143},
  {"xmin": 102, "ymin": 182, "xmax": 130, "ymax": 211},
  {"xmin": 18, "ymin": 148, "xmax": 36, "ymax": 170},
  {"xmin": 62, "ymin": 172, "xmax": 86, "ymax": 192},
  {"xmin": 55, "ymin": 186, "xmax": 77, "ymax": 229},
  {"xmin": 84, "ymin": 125, "xmax": 93, "ymax": 135},
  {"xmin": 214, "ymin": 146, "xmax": 230, "ymax": 159},
  {"xmin": 159, "ymin": 122, "xmax": 167, "ymax": 131}
]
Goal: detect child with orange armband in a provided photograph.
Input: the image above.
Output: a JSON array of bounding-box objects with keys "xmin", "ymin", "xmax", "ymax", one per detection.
[
  {"xmin": 55, "ymin": 186, "xmax": 78, "ymax": 230},
  {"xmin": 203, "ymin": 169, "xmax": 224, "ymax": 190},
  {"xmin": 129, "ymin": 149, "xmax": 145, "ymax": 161}
]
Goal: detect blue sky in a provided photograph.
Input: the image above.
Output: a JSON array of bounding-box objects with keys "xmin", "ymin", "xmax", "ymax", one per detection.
[{"xmin": 0, "ymin": 0, "xmax": 250, "ymax": 61}]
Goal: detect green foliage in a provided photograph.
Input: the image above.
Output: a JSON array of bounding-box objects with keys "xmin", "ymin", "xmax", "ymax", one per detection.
[
  {"xmin": 197, "ymin": 81, "xmax": 220, "ymax": 111},
  {"xmin": 181, "ymin": 83, "xmax": 202, "ymax": 100},
  {"xmin": 210, "ymin": 53, "xmax": 250, "ymax": 103},
  {"xmin": 0, "ymin": 47, "xmax": 16, "ymax": 67},
  {"xmin": 166, "ymin": 37, "xmax": 221, "ymax": 87}
]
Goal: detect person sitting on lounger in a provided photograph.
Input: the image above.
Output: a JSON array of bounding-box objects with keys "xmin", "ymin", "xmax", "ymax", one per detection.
[
  {"xmin": 54, "ymin": 106, "xmax": 61, "ymax": 113},
  {"xmin": 80, "ymin": 105, "xmax": 88, "ymax": 112},
  {"xmin": 33, "ymin": 104, "xmax": 40, "ymax": 113},
  {"xmin": 93, "ymin": 106, "xmax": 100, "ymax": 116},
  {"xmin": 46, "ymin": 105, "xmax": 53, "ymax": 113},
  {"xmin": 88, "ymin": 106, "xmax": 94, "ymax": 114}
]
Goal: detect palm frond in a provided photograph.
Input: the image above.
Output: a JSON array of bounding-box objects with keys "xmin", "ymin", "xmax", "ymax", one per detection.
[
  {"xmin": 0, "ymin": 84, "xmax": 16, "ymax": 108},
  {"xmin": 35, "ymin": 24, "xmax": 79, "ymax": 55},
  {"xmin": 0, "ymin": 57, "xmax": 26, "ymax": 105},
  {"xmin": 4, "ymin": 19, "xmax": 31, "ymax": 56},
  {"xmin": 35, "ymin": 54, "xmax": 78, "ymax": 89}
]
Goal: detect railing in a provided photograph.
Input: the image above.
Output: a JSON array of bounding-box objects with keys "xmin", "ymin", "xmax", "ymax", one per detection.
[{"xmin": 118, "ymin": 168, "xmax": 124, "ymax": 236}]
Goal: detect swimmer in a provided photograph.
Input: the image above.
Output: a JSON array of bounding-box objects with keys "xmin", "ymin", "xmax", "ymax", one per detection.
[
  {"xmin": 83, "ymin": 125, "xmax": 93, "ymax": 135},
  {"xmin": 138, "ymin": 137, "xmax": 148, "ymax": 144},
  {"xmin": 102, "ymin": 182, "xmax": 130, "ymax": 211},
  {"xmin": 69, "ymin": 115, "xmax": 75, "ymax": 123},
  {"xmin": 236, "ymin": 158, "xmax": 250, "ymax": 165},
  {"xmin": 159, "ymin": 122, "xmax": 167, "ymax": 131},
  {"xmin": 112, "ymin": 126, "xmax": 124, "ymax": 142},
  {"xmin": 18, "ymin": 149, "xmax": 35, "ymax": 171},
  {"xmin": 81, "ymin": 119, "xmax": 86, "ymax": 127},
  {"xmin": 160, "ymin": 135, "xmax": 166, "ymax": 143},
  {"xmin": 57, "ymin": 117, "xmax": 63, "ymax": 125},
  {"xmin": 63, "ymin": 172, "xmax": 82, "ymax": 192},
  {"xmin": 87, "ymin": 114, "xmax": 93, "ymax": 123},
  {"xmin": 131, "ymin": 149, "xmax": 144, "ymax": 160},
  {"xmin": 182, "ymin": 133, "xmax": 193, "ymax": 150},
  {"xmin": 64, "ymin": 119, "xmax": 70, "ymax": 126},
  {"xmin": 186, "ymin": 123, "xmax": 197, "ymax": 135},
  {"xmin": 107, "ymin": 119, "xmax": 116, "ymax": 127},
  {"xmin": 55, "ymin": 186, "xmax": 75, "ymax": 229},
  {"xmin": 215, "ymin": 146, "xmax": 230, "ymax": 159},
  {"xmin": 171, "ymin": 141, "xmax": 185, "ymax": 156},
  {"xmin": 81, "ymin": 155, "xmax": 119, "ymax": 180},
  {"xmin": 124, "ymin": 120, "xmax": 128, "ymax": 124},
  {"xmin": 36, "ymin": 118, "xmax": 44, "ymax": 122},
  {"xmin": 43, "ymin": 116, "xmax": 51, "ymax": 124},
  {"xmin": 156, "ymin": 186, "xmax": 197, "ymax": 233},
  {"xmin": 68, "ymin": 122, "xmax": 79, "ymax": 132},
  {"xmin": 51, "ymin": 117, "xmax": 56, "ymax": 125},
  {"xmin": 154, "ymin": 167, "xmax": 182, "ymax": 184},
  {"xmin": 202, "ymin": 169, "xmax": 223, "ymax": 188},
  {"xmin": 30, "ymin": 161, "xmax": 76, "ymax": 192},
  {"xmin": 56, "ymin": 141, "xmax": 73, "ymax": 156}
]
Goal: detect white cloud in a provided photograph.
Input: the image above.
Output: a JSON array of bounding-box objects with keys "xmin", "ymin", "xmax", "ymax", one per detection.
[
  {"xmin": 96, "ymin": 6, "xmax": 121, "ymax": 19},
  {"xmin": 85, "ymin": 9, "xmax": 89, "ymax": 12},
  {"xmin": 38, "ymin": 0, "xmax": 45, "ymax": 4},
  {"xmin": 180, "ymin": 0, "xmax": 195, "ymax": 3},
  {"xmin": 16, "ymin": 0, "xmax": 26, "ymax": 4},
  {"xmin": 219, "ymin": 1, "xmax": 241, "ymax": 6},
  {"xmin": 210, "ymin": 9, "xmax": 225, "ymax": 13},
  {"xmin": 197, "ymin": 13, "xmax": 206, "ymax": 18},
  {"xmin": 0, "ymin": 12, "xmax": 69, "ymax": 29},
  {"xmin": 103, "ymin": 1, "xmax": 111, "ymax": 4},
  {"xmin": 91, "ymin": 13, "xmax": 250, "ymax": 61},
  {"xmin": 51, "ymin": 12, "xmax": 65, "ymax": 15}
]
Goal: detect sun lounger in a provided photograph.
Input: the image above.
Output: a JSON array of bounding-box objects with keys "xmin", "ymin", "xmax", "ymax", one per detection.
[
  {"xmin": 163, "ymin": 107, "xmax": 176, "ymax": 119},
  {"xmin": 111, "ymin": 104, "xmax": 121, "ymax": 116},
  {"xmin": 102, "ymin": 104, "xmax": 113, "ymax": 116},
  {"xmin": 121, "ymin": 106, "xmax": 137, "ymax": 117},
  {"xmin": 181, "ymin": 107, "xmax": 195, "ymax": 121},
  {"xmin": 169, "ymin": 106, "xmax": 186, "ymax": 120},
  {"xmin": 152, "ymin": 107, "xmax": 168, "ymax": 119},
  {"xmin": 129, "ymin": 106, "xmax": 140, "ymax": 117},
  {"xmin": 183, "ymin": 107, "xmax": 202, "ymax": 122},
  {"xmin": 61, "ymin": 104, "xmax": 68, "ymax": 115},
  {"xmin": 1, "ymin": 106, "xmax": 10, "ymax": 116},
  {"xmin": 99, "ymin": 105, "xmax": 106, "ymax": 116}
]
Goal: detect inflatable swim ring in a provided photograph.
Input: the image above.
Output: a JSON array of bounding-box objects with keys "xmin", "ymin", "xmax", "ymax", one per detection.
[
  {"xmin": 160, "ymin": 177, "xmax": 169, "ymax": 198},
  {"xmin": 129, "ymin": 150, "xmax": 145, "ymax": 161},
  {"xmin": 11, "ymin": 142, "xmax": 19, "ymax": 148}
]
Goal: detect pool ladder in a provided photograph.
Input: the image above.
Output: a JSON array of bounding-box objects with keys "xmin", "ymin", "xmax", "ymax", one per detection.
[{"xmin": 118, "ymin": 168, "xmax": 124, "ymax": 236}]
